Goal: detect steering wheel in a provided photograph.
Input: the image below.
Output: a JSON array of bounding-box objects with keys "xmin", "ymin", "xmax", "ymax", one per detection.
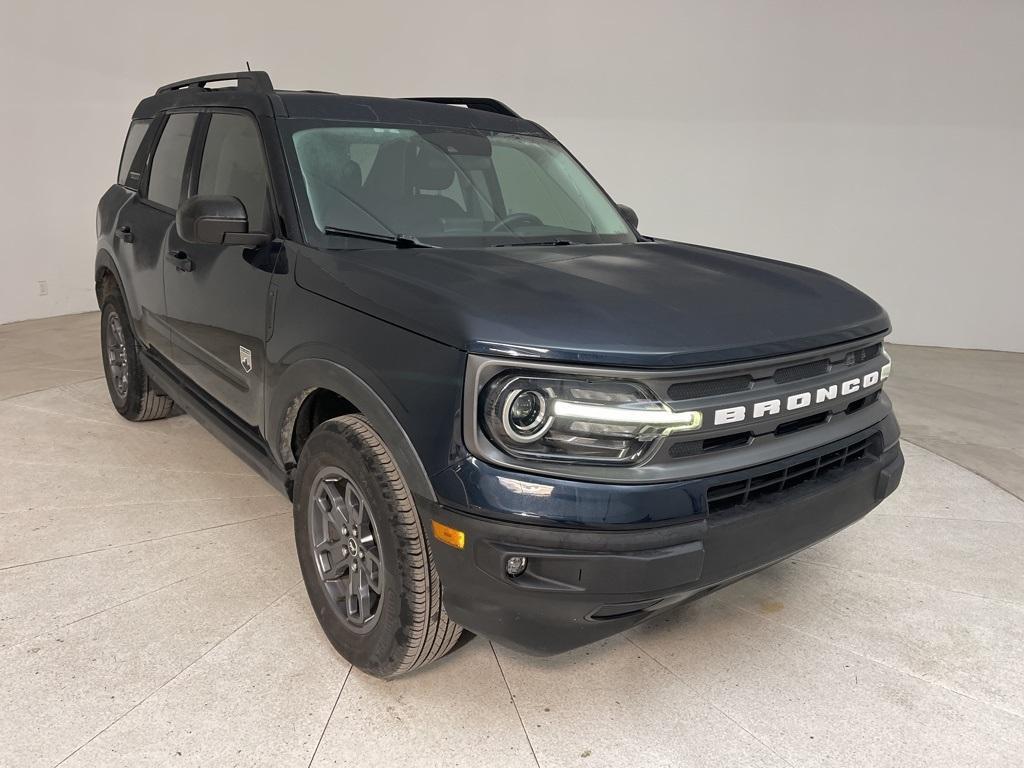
[{"xmin": 489, "ymin": 212, "xmax": 543, "ymax": 232}]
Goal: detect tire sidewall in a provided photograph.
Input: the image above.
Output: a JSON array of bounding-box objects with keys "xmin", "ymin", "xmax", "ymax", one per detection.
[{"xmin": 293, "ymin": 419, "xmax": 418, "ymax": 676}]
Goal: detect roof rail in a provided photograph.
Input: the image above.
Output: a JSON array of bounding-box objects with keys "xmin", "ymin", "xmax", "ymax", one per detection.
[
  {"xmin": 156, "ymin": 71, "xmax": 274, "ymax": 95},
  {"xmin": 407, "ymin": 97, "xmax": 520, "ymax": 118}
]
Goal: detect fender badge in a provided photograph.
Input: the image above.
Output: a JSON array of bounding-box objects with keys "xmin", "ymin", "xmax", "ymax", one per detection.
[{"xmin": 239, "ymin": 346, "xmax": 252, "ymax": 374}]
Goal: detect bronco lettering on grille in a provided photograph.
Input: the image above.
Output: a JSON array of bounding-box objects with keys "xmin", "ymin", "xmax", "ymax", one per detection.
[{"xmin": 713, "ymin": 368, "xmax": 884, "ymax": 426}]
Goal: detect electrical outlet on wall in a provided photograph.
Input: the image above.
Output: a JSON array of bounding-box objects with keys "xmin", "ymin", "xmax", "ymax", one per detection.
[{"xmin": 38, "ymin": 280, "xmax": 48, "ymax": 296}]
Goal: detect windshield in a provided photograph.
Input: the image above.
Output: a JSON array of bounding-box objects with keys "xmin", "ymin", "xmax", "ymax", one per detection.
[{"xmin": 283, "ymin": 121, "xmax": 635, "ymax": 248}]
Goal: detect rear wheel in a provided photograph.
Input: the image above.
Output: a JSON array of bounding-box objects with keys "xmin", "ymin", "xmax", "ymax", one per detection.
[
  {"xmin": 293, "ymin": 415, "xmax": 462, "ymax": 678},
  {"xmin": 100, "ymin": 293, "xmax": 174, "ymax": 421}
]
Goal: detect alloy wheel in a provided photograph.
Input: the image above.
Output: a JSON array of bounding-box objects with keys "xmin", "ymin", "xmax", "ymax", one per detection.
[
  {"xmin": 105, "ymin": 312, "xmax": 129, "ymax": 399},
  {"xmin": 308, "ymin": 468, "xmax": 384, "ymax": 632}
]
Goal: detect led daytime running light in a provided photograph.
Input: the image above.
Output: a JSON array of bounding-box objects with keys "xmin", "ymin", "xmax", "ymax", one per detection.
[{"xmin": 552, "ymin": 400, "xmax": 702, "ymax": 431}]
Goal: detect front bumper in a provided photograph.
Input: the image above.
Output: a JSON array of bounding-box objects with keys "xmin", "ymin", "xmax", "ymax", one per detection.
[{"xmin": 427, "ymin": 416, "xmax": 903, "ymax": 655}]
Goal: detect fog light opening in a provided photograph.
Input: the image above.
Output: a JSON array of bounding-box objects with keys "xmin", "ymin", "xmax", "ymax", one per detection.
[{"xmin": 505, "ymin": 555, "xmax": 528, "ymax": 578}]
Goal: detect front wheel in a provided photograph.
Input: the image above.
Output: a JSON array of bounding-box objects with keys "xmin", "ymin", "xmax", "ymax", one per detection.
[{"xmin": 293, "ymin": 415, "xmax": 462, "ymax": 678}]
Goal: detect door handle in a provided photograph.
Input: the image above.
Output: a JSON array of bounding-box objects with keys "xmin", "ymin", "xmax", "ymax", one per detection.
[
  {"xmin": 116, "ymin": 225, "xmax": 135, "ymax": 244},
  {"xmin": 167, "ymin": 250, "xmax": 195, "ymax": 273}
]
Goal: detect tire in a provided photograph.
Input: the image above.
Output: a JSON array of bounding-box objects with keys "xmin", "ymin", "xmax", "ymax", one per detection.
[
  {"xmin": 100, "ymin": 293, "xmax": 175, "ymax": 422},
  {"xmin": 293, "ymin": 415, "xmax": 462, "ymax": 678}
]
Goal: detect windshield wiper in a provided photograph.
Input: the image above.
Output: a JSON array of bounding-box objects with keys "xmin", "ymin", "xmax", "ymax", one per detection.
[
  {"xmin": 493, "ymin": 239, "xmax": 580, "ymax": 248},
  {"xmin": 323, "ymin": 226, "xmax": 437, "ymax": 249}
]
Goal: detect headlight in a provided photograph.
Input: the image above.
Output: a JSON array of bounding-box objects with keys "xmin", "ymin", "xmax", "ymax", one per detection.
[{"xmin": 481, "ymin": 372, "xmax": 701, "ymax": 465}]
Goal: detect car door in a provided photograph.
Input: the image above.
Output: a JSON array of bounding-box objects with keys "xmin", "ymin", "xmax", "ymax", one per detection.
[
  {"xmin": 114, "ymin": 112, "xmax": 198, "ymax": 351},
  {"xmin": 163, "ymin": 110, "xmax": 278, "ymax": 428}
]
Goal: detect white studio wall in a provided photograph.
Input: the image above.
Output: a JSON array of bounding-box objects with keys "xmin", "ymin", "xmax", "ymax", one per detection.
[{"xmin": 1, "ymin": 0, "xmax": 1021, "ymax": 351}]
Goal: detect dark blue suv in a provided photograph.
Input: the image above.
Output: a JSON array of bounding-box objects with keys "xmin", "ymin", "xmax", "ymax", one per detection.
[{"xmin": 95, "ymin": 71, "xmax": 903, "ymax": 678}]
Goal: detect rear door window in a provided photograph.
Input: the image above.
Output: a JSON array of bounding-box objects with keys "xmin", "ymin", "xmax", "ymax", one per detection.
[
  {"xmin": 118, "ymin": 120, "xmax": 151, "ymax": 186},
  {"xmin": 147, "ymin": 113, "xmax": 197, "ymax": 209},
  {"xmin": 197, "ymin": 113, "xmax": 271, "ymax": 230}
]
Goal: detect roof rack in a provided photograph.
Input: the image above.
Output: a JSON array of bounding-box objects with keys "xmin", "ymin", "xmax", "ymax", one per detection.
[
  {"xmin": 156, "ymin": 71, "xmax": 275, "ymax": 95},
  {"xmin": 407, "ymin": 97, "xmax": 520, "ymax": 118}
]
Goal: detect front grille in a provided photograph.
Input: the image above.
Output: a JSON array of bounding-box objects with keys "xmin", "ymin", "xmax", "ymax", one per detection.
[
  {"xmin": 669, "ymin": 431, "xmax": 752, "ymax": 458},
  {"xmin": 847, "ymin": 343, "xmax": 882, "ymax": 366},
  {"xmin": 845, "ymin": 391, "xmax": 879, "ymax": 415},
  {"xmin": 667, "ymin": 341, "xmax": 882, "ymax": 402},
  {"xmin": 770, "ymin": 342, "xmax": 881, "ymax": 385},
  {"xmin": 706, "ymin": 433, "xmax": 878, "ymax": 514},
  {"xmin": 775, "ymin": 410, "xmax": 830, "ymax": 436},
  {"xmin": 659, "ymin": 338, "xmax": 887, "ymax": 467},
  {"xmin": 668, "ymin": 375, "xmax": 751, "ymax": 400},
  {"xmin": 774, "ymin": 359, "xmax": 829, "ymax": 383}
]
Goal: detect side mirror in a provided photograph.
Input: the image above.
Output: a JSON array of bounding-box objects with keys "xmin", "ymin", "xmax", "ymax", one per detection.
[
  {"xmin": 177, "ymin": 195, "xmax": 267, "ymax": 246},
  {"xmin": 616, "ymin": 203, "xmax": 639, "ymax": 230}
]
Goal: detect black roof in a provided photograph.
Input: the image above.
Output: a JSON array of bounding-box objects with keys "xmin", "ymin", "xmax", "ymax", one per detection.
[{"xmin": 132, "ymin": 71, "xmax": 549, "ymax": 137}]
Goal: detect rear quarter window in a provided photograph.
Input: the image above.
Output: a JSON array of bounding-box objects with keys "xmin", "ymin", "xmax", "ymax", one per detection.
[{"xmin": 118, "ymin": 120, "xmax": 151, "ymax": 187}]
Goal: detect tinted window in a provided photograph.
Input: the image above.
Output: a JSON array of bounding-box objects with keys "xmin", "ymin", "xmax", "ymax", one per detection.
[
  {"xmin": 198, "ymin": 113, "xmax": 271, "ymax": 230},
  {"xmin": 118, "ymin": 120, "xmax": 151, "ymax": 186},
  {"xmin": 491, "ymin": 144, "xmax": 593, "ymax": 232},
  {"xmin": 289, "ymin": 123, "xmax": 631, "ymax": 246},
  {"xmin": 147, "ymin": 113, "xmax": 196, "ymax": 209}
]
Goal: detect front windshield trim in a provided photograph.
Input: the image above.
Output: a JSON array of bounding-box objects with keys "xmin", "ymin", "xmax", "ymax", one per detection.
[{"xmin": 279, "ymin": 118, "xmax": 638, "ymax": 251}]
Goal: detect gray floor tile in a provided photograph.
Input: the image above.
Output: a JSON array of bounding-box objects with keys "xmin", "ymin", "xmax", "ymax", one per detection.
[
  {"xmin": 0, "ymin": 556, "xmax": 301, "ymax": 768},
  {"xmin": 59, "ymin": 590, "xmax": 341, "ymax": 768},
  {"xmin": 887, "ymin": 441, "xmax": 1022, "ymax": 523},
  {"xmin": 494, "ymin": 639, "xmax": 790, "ymax": 767},
  {"xmin": 0, "ymin": 514, "xmax": 293, "ymax": 648},
  {"xmin": 717, "ymin": 558, "xmax": 1024, "ymax": 717},
  {"xmin": 797, "ymin": 510, "xmax": 1024, "ymax": 605},
  {"xmin": 310, "ymin": 641, "xmax": 537, "ymax": 768},
  {"xmin": 0, "ymin": 494, "xmax": 287, "ymax": 570},
  {"xmin": 629, "ymin": 598, "xmax": 1024, "ymax": 768}
]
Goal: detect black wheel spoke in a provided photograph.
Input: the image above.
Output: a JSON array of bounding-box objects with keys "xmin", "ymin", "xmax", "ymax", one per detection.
[
  {"xmin": 345, "ymin": 484, "xmax": 363, "ymax": 530},
  {"xmin": 346, "ymin": 570, "xmax": 359, "ymax": 618},
  {"xmin": 356, "ymin": 566, "xmax": 373, "ymax": 621},
  {"xmin": 364, "ymin": 554, "xmax": 382, "ymax": 593},
  {"xmin": 321, "ymin": 479, "xmax": 343, "ymax": 508},
  {"xmin": 362, "ymin": 545, "xmax": 380, "ymax": 568},
  {"xmin": 321, "ymin": 482, "xmax": 349, "ymax": 530},
  {"xmin": 315, "ymin": 539, "xmax": 351, "ymax": 580}
]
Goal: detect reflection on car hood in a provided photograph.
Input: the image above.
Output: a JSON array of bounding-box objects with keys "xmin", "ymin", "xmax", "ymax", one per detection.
[{"xmin": 296, "ymin": 240, "xmax": 890, "ymax": 367}]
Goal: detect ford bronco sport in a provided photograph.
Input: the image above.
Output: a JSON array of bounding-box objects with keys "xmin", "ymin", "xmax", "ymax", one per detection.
[{"xmin": 95, "ymin": 71, "xmax": 903, "ymax": 678}]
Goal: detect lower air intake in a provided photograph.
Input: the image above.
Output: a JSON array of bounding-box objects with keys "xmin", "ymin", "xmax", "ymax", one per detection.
[{"xmin": 706, "ymin": 433, "xmax": 879, "ymax": 514}]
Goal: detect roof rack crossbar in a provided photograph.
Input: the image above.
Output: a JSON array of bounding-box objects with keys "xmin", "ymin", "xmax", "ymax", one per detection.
[
  {"xmin": 407, "ymin": 97, "xmax": 520, "ymax": 118},
  {"xmin": 156, "ymin": 71, "xmax": 274, "ymax": 95}
]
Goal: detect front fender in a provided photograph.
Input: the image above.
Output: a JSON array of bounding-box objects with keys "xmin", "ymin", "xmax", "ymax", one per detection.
[{"xmin": 268, "ymin": 358, "xmax": 439, "ymax": 506}]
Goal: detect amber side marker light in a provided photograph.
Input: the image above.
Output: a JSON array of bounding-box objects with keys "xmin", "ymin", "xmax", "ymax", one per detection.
[{"xmin": 432, "ymin": 520, "xmax": 466, "ymax": 549}]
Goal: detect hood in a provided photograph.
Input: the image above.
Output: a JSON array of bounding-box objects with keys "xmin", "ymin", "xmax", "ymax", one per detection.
[{"xmin": 295, "ymin": 241, "xmax": 890, "ymax": 368}]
